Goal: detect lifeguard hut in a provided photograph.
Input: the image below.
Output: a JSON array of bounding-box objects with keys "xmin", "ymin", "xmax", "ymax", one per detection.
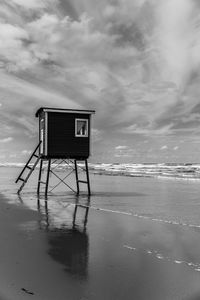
[{"xmin": 16, "ymin": 107, "xmax": 95, "ymax": 195}]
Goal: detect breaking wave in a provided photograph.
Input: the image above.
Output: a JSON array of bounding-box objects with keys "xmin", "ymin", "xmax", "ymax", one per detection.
[
  {"xmin": 2, "ymin": 162, "xmax": 200, "ymax": 180},
  {"xmin": 89, "ymin": 163, "xmax": 200, "ymax": 180}
]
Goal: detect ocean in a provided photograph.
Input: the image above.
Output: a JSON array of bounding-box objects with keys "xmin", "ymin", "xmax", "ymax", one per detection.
[
  {"xmin": 89, "ymin": 162, "xmax": 200, "ymax": 180},
  {"xmin": 1, "ymin": 162, "xmax": 200, "ymax": 180}
]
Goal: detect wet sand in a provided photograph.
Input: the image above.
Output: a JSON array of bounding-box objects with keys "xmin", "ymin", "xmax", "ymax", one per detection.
[{"xmin": 1, "ymin": 167, "xmax": 200, "ymax": 299}]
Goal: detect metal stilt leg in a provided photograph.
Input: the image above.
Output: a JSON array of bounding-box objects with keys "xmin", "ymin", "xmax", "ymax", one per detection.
[
  {"xmin": 85, "ymin": 159, "xmax": 91, "ymax": 196},
  {"xmin": 45, "ymin": 159, "xmax": 51, "ymax": 196},
  {"xmin": 37, "ymin": 159, "xmax": 43, "ymax": 195},
  {"xmin": 74, "ymin": 160, "xmax": 80, "ymax": 195}
]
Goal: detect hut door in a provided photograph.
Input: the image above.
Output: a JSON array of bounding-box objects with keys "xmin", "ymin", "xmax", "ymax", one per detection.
[
  {"xmin": 40, "ymin": 129, "xmax": 44, "ymax": 154},
  {"xmin": 40, "ymin": 117, "xmax": 45, "ymax": 154}
]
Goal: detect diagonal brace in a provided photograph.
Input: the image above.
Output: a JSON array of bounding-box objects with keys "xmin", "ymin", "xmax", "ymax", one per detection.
[{"xmin": 49, "ymin": 169, "xmax": 76, "ymax": 193}]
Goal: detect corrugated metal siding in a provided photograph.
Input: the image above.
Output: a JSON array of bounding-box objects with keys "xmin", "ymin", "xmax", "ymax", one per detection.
[{"xmin": 47, "ymin": 112, "xmax": 90, "ymax": 158}]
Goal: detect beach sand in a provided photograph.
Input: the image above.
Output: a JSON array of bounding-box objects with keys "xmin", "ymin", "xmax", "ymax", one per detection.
[{"xmin": 0, "ymin": 167, "xmax": 200, "ymax": 299}]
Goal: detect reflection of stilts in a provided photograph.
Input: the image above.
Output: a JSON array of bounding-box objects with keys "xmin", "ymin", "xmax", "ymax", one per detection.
[
  {"xmin": 37, "ymin": 195, "xmax": 90, "ymax": 231},
  {"xmin": 37, "ymin": 198, "xmax": 49, "ymax": 230},
  {"xmin": 72, "ymin": 198, "xmax": 90, "ymax": 231}
]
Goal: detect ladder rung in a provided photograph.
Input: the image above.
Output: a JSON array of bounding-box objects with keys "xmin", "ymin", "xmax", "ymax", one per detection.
[
  {"xmin": 38, "ymin": 180, "xmax": 46, "ymax": 184},
  {"xmin": 27, "ymin": 166, "xmax": 32, "ymax": 170},
  {"xmin": 78, "ymin": 180, "xmax": 88, "ymax": 184},
  {"xmin": 19, "ymin": 178, "xmax": 25, "ymax": 182},
  {"xmin": 33, "ymin": 154, "xmax": 39, "ymax": 158}
]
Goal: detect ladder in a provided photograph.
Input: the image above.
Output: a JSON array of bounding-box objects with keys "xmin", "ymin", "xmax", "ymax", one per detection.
[
  {"xmin": 15, "ymin": 142, "xmax": 41, "ymax": 194},
  {"xmin": 74, "ymin": 159, "xmax": 91, "ymax": 195}
]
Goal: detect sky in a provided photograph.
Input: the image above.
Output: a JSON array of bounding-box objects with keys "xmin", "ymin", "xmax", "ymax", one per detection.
[{"xmin": 1, "ymin": 0, "xmax": 200, "ymax": 163}]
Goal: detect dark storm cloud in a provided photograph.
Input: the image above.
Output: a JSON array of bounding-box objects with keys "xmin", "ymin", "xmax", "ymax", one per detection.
[{"xmin": 58, "ymin": 0, "xmax": 79, "ymax": 20}]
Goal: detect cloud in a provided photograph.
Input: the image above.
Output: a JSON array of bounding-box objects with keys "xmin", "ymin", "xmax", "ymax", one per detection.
[
  {"xmin": 115, "ymin": 145, "xmax": 128, "ymax": 150},
  {"xmin": 0, "ymin": 22, "xmax": 35, "ymax": 71},
  {"xmin": 123, "ymin": 123, "xmax": 174, "ymax": 136},
  {"xmin": 91, "ymin": 128, "xmax": 102, "ymax": 142},
  {"xmin": 155, "ymin": 0, "xmax": 200, "ymax": 88},
  {"xmin": 160, "ymin": 145, "xmax": 168, "ymax": 150},
  {"xmin": 0, "ymin": 1, "xmax": 194, "ymax": 135},
  {"xmin": 10, "ymin": 0, "xmax": 58, "ymax": 10},
  {"xmin": 21, "ymin": 150, "xmax": 32, "ymax": 155},
  {"xmin": 0, "ymin": 70, "xmax": 81, "ymax": 142},
  {"xmin": 114, "ymin": 145, "xmax": 136, "ymax": 158},
  {"xmin": 0, "ymin": 137, "xmax": 13, "ymax": 143},
  {"xmin": 26, "ymin": 13, "xmax": 121, "ymax": 70}
]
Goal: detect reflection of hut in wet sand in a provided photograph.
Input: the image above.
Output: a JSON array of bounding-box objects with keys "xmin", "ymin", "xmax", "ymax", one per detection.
[
  {"xmin": 48, "ymin": 228, "xmax": 89, "ymax": 277},
  {"xmin": 37, "ymin": 197, "xmax": 90, "ymax": 278}
]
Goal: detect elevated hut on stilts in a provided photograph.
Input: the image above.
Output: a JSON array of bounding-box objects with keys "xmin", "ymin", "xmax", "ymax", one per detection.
[{"xmin": 16, "ymin": 107, "xmax": 95, "ymax": 196}]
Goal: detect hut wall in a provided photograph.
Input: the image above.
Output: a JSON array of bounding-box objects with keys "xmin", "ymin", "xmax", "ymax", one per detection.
[{"xmin": 46, "ymin": 112, "xmax": 90, "ymax": 159}]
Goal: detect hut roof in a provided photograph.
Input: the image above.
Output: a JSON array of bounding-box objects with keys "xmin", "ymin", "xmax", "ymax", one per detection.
[{"xmin": 35, "ymin": 107, "xmax": 95, "ymax": 117}]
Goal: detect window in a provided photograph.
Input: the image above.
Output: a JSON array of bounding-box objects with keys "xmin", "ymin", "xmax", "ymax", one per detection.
[{"xmin": 75, "ymin": 119, "xmax": 88, "ymax": 137}]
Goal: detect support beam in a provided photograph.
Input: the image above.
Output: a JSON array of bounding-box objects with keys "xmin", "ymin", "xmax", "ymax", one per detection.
[
  {"xmin": 37, "ymin": 159, "xmax": 43, "ymax": 195},
  {"xmin": 85, "ymin": 159, "xmax": 91, "ymax": 196},
  {"xmin": 74, "ymin": 160, "xmax": 80, "ymax": 195},
  {"xmin": 45, "ymin": 159, "xmax": 51, "ymax": 196},
  {"xmin": 16, "ymin": 148, "xmax": 91, "ymax": 195}
]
